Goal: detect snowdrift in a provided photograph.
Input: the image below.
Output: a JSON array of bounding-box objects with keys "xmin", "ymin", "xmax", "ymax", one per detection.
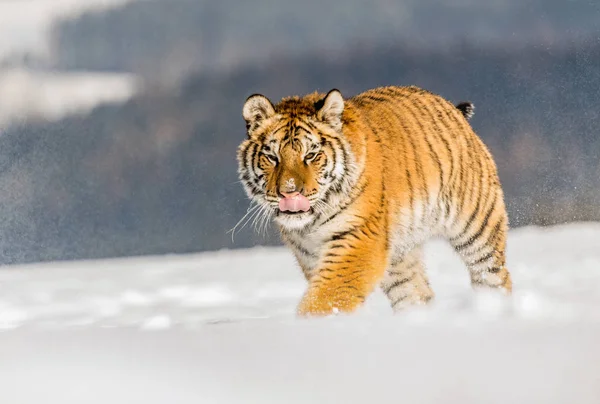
[{"xmin": 1, "ymin": 223, "xmax": 599, "ymax": 403}]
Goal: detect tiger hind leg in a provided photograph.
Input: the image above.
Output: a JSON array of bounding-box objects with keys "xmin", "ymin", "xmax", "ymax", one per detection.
[
  {"xmin": 449, "ymin": 193, "xmax": 512, "ymax": 294},
  {"xmin": 380, "ymin": 246, "xmax": 434, "ymax": 312}
]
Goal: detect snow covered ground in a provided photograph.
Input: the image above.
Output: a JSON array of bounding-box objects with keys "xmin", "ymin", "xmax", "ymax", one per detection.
[{"xmin": 1, "ymin": 223, "xmax": 600, "ymax": 403}]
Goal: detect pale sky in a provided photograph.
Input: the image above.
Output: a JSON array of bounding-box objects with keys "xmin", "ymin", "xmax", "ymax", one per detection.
[{"xmin": 0, "ymin": 0, "xmax": 133, "ymax": 59}]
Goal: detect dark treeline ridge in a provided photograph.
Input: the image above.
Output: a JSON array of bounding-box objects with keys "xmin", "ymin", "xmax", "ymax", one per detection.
[
  {"xmin": 1, "ymin": 40, "xmax": 599, "ymax": 264},
  {"xmin": 50, "ymin": 0, "xmax": 599, "ymax": 80}
]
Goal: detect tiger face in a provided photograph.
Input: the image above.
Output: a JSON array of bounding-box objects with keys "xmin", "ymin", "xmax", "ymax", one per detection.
[{"xmin": 237, "ymin": 90, "xmax": 352, "ymax": 231}]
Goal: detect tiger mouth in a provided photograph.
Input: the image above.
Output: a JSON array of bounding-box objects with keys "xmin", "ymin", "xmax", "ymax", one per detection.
[{"xmin": 276, "ymin": 207, "xmax": 314, "ymax": 216}]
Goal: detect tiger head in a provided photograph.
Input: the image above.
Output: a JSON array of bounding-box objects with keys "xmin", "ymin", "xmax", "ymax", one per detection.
[{"xmin": 237, "ymin": 89, "xmax": 355, "ymax": 231}]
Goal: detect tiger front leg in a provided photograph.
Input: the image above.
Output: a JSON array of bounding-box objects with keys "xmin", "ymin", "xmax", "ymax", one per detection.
[{"xmin": 296, "ymin": 239, "xmax": 387, "ymax": 317}]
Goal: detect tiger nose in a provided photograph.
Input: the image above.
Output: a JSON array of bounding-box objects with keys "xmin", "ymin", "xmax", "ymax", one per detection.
[
  {"xmin": 279, "ymin": 185, "xmax": 304, "ymax": 197},
  {"xmin": 279, "ymin": 178, "xmax": 303, "ymax": 197}
]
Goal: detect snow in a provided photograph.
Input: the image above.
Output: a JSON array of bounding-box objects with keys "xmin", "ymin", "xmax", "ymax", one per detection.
[
  {"xmin": 1, "ymin": 223, "xmax": 600, "ymax": 403},
  {"xmin": 0, "ymin": 1, "xmax": 141, "ymax": 126},
  {"xmin": 0, "ymin": 69, "xmax": 139, "ymax": 125},
  {"xmin": 0, "ymin": 0, "xmax": 134, "ymax": 59}
]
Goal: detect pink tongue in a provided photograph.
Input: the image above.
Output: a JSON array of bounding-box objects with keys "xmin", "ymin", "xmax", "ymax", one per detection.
[{"xmin": 279, "ymin": 194, "xmax": 311, "ymax": 212}]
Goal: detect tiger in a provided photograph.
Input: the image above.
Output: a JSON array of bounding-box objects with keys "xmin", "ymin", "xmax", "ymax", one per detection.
[{"xmin": 237, "ymin": 85, "xmax": 512, "ymax": 316}]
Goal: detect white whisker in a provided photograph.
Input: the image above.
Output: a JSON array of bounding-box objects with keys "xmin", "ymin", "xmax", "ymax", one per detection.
[
  {"xmin": 314, "ymin": 199, "xmax": 335, "ymax": 214},
  {"xmin": 259, "ymin": 207, "xmax": 275, "ymax": 236},
  {"xmin": 251, "ymin": 204, "xmax": 268, "ymax": 232},
  {"xmin": 228, "ymin": 203, "xmax": 263, "ymax": 242}
]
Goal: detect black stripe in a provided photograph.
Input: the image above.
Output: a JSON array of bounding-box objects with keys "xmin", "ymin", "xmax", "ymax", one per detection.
[
  {"xmin": 383, "ymin": 273, "xmax": 416, "ymax": 295},
  {"xmin": 387, "ymin": 101, "xmax": 429, "ymax": 213},
  {"xmin": 271, "ymin": 122, "xmax": 289, "ymax": 136},
  {"xmin": 335, "ymin": 284, "xmax": 361, "ymax": 293},
  {"xmin": 428, "ymin": 99, "xmax": 455, "ymax": 171},
  {"xmin": 487, "ymin": 218, "xmax": 505, "ymax": 247},
  {"xmin": 332, "ymin": 254, "xmax": 358, "ymax": 260},
  {"xmin": 320, "ymin": 134, "xmax": 346, "ymax": 182},
  {"xmin": 333, "ymin": 135, "xmax": 348, "ymax": 179},
  {"xmin": 468, "ymin": 251, "xmax": 494, "ymax": 266},
  {"xmin": 359, "ymin": 227, "xmax": 378, "ymax": 238},
  {"xmin": 450, "ymin": 155, "xmax": 493, "ymax": 244},
  {"xmin": 295, "ymin": 125, "xmax": 312, "ymax": 136},
  {"xmin": 453, "ymin": 189, "xmax": 482, "ymax": 242},
  {"xmin": 446, "ymin": 102, "xmax": 485, "ymax": 226},
  {"xmin": 322, "ymin": 259, "xmax": 344, "ymax": 264},
  {"xmin": 343, "ymin": 276, "xmax": 362, "ymax": 284},
  {"xmin": 250, "ymin": 143, "xmax": 262, "ymax": 178},
  {"xmin": 243, "ymin": 142, "xmax": 257, "ymax": 179},
  {"xmin": 241, "ymin": 144, "xmax": 265, "ymax": 196},
  {"xmin": 466, "ymin": 218, "xmax": 504, "ymax": 259},
  {"xmin": 411, "ymin": 99, "xmax": 449, "ymax": 210},
  {"xmin": 285, "ymin": 237, "xmax": 315, "ymax": 258},
  {"xmin": 424, "ymin": 136, "xmax": 444, "ymax": 191},
  {"xmin": 285, "ymin": 119, "xmax": 296, "ymax": 143},
  {"xmin": 406, "ymin": 111, "xmax": 428, "ymax": 216},
  {"xmin": 420, "ymin": 99, "xmax": 455, "ymax": 210},
  {"xmin": 444, "ymin": 102, "xmax": 470, "ymax": 133},
  {"xmin": 459, "ymin": 124, "xmax": 479, "ymax": 231},
  {"xmin": 240, "ymin": 142, "xmax": 253, "ymax": 173},
  {"xmin": 393, "ymin": 294, "xmax": 432, "ymax": 307},
  {"xmin": 389, "ymin": 257, "xmax": 419, "ymax": 270},
  {"xmin": 317, "ymin": 138, "xmax": 337, "ymax": 180},
  {"xmin": 324, "ymin": 251, "xmax": 342, "ymax": 257},
  {"xmin": 463, "ymin": 114, "xmax": 487, "ymax": 235},
  {"xmin": 454, "ymin": 192, "xmax": 498, "ymax": 251},
  {"xmin": 406, "ymin": 170, "xmax": 414, "ymax": 216},
  {"xmin": 359, "ymin": 117, "xmax": 388, "ymax": 250},
  {"xmin": 359, "ymin": 94, "xmax": 390, "ymax": 103},
  {"xmin": 391, "ymin": 297, "xmax": 407, "ymax": 307},
  {"xmin": 381, "ymin": 181, "xmax": 389, "ymax": 251},
  {"xmin": 364, "ymin": 220, "xmax": 381, "ymax": 237},
  {"xmin": 327, "ymin": 207, "xmax": 382, "ymax": 243},
  {"xmin": 335, "ymin": 270, "xmax": 353, "ymax": 278},
  {"xmin": 376, "ymin": 86, "xmax": 404, "ymax": 97},
  {"xmin": 329, "ymin": 227, "xmax": 362, "ymax": 242},
  {"xmin": 319, "ymin": 178, "xmax": 368, "ymax": 226},
  {"xmin": 304, "ymin": 120, "xmax": 317, "ymax": 130}
]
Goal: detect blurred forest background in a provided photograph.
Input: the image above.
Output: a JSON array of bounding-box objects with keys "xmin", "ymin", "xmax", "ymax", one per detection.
[{"xmin": 0, "ymin": 0, "xmax": 598, "ymax": 264}]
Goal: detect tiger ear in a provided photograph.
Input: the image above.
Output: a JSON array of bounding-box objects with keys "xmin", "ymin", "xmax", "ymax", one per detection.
[
  {"xmin": 243, "ymin": 94, "xmax": 275, "ymax": 132},
  {"xmin": 316, "ymin": 89, "xmax": 344, "ymax": 131}
]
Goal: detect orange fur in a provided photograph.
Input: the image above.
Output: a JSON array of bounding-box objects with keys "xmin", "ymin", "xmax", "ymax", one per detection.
[{"xmin": 238, "ymin": 86, "xmax": 511, "ymax": 317}]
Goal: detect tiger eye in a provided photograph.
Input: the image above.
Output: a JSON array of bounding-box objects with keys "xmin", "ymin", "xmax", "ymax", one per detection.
[{"xmin": 305, "ymin": 152, "xmax": 317, "ymax": 162}]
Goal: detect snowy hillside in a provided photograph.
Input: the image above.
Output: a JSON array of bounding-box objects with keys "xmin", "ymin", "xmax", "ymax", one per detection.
[
  {"xmin": 0, "ymin": 69, "xmax": 138, "ymax": 125},
  {"xmin": 1, "ymin": 223, "xmax": 600, "ymax": 403},
  {"xmin": 0, "ymin": 0, "xmax": 133, "ymax": 58}
]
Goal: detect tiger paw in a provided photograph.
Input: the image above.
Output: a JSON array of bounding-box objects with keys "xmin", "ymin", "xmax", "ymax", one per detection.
[{"xmin": 296, "ymin": 288, "xmax": 364, "ymax": 317}]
